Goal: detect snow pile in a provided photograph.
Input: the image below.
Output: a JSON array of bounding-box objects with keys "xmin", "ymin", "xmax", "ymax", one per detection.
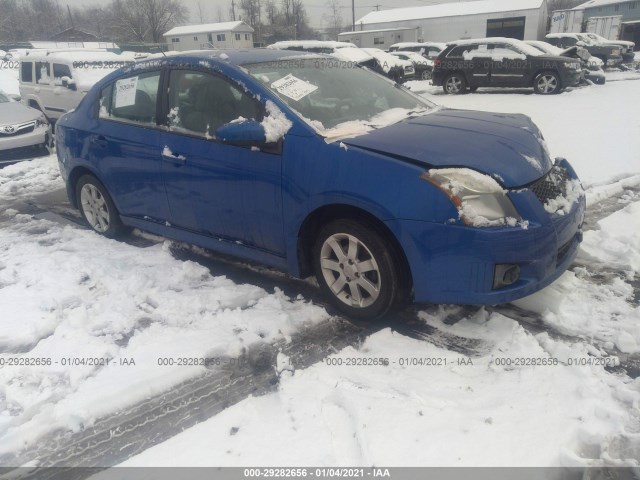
[
  {"xmin": 262, "ymin": 101, "xmax": 292, "ymax": 142},
  {"xmin": 0, "ymin": 156, "xmax": 329, "ymax": 455},
  {"xmin": 0, "ymin": 154, "xmax": 61, "ymax": 200},
  {"xmin": 117, "ymin": 312, "xmax": 640, "ymax": 467},
  {"xmin": 543, "ymin": 178, "xmax": 584, "ymax": 216},
  {"xmin": 579, "ymin": 201, "xmax": 640, "ymax": 273}
]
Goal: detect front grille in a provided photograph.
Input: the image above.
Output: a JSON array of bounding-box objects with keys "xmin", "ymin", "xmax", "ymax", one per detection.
[
  {"xmin": 0, "ymin": 121, "xmax": 36, "ymax": 137},
  {"xmin": 529, "ymin": 166, "xmax": 569, "ymax": 205}
]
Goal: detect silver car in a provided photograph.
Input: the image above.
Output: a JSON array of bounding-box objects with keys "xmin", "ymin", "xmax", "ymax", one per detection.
[{"xmin": 0, "ymin": 91, "xmax": 51, "ymax": 163}]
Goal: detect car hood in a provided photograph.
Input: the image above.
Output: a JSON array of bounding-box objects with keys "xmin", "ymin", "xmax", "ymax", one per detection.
[
  {"xmin": 599, "ymin": 40, "xmax": 634, "ymax": 48},
  {"xmin": 0, "ymin": 102, "xmax": 42, "ymax": 125},
  {"xmin": 341, "ymin": 109, "xmax": 553, "ymax": 188}
]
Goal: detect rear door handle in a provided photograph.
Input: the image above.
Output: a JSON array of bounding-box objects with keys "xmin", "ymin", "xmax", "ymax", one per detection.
[{"xmin": 90, "ymin": 135, "xmax": 107, "ymax": 148}]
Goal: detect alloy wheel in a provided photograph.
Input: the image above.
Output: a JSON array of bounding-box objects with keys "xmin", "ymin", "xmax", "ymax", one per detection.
[
  {"xmin": 80, "ymin": 184, "xmax": 110, "ymax": 233},
  {"xmin": 319, "ymin": 233, "xmax": 381, "ymax": 308}
]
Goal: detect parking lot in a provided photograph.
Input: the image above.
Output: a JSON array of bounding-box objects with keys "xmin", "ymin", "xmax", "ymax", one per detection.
[{"xmin": 0, "ymin": 60, "xmax": 639, "ymax": 473}]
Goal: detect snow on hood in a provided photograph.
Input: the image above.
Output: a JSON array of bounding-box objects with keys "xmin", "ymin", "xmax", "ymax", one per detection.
[
  {"xmin": 0, "ymin": 100, "xmax": 42, "ymax": 125},
  {"xmin": 331, "ymin": 47, "xmax": 374, "ymax": 64},
  {"xmin": 320, "ymin": 107, "xmax": 433, "ymax": 141},
  {"xmin": 362, "ymin": 48, "xmax": 410, "ymax": 72},
  {"xmin": 342, "ymin": 109, "xmax": 553, "ymax": 187}
]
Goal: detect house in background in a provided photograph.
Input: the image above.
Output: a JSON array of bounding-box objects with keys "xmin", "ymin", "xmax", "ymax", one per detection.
[
  {"xmin": 350, "ymin": 0, "xmax": 548, "ymax": 42},
  {"xmin": 163, "ymin": 21, "xmax": 254, "ymax": 51}
]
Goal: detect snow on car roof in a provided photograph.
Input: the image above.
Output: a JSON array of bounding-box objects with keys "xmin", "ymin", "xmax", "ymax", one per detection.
[
  {"xmin": 524, "ymin": 40, "xmax": 565, "ymax": 56},
  {"xmin": 390, "ymin": 42, "xmax": 447, "ymax": 50},
  {"xmin": 268, "ymin": 41, "xmax": 357, "ymax": 50},
  {"xmin": 22, "ymin": 50, "xmax": 126, "ymax": 62},
  {"xmin": 449, "ymin": 37, "xmax": 544, "ymax": 56},
  {"xmin": 361, "ymin": 48, "xmax": 410, "ymax": 71},
  {"xmin": 331, "ymin": 47, "xmax": 374, "ymax": 63},
  {"xmin": 357, "ymin": 0, "xmax": 543, "ymax": 25}
]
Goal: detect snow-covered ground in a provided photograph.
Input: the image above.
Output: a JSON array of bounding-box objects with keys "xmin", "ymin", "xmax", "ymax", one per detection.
[{"xmin": 0, "ymin": 69, "xmax": 639, "ymax": 470}]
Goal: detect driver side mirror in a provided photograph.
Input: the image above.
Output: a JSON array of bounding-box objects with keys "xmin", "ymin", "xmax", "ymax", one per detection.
[
  {"xmin": 61, "ymin": 76, "xmax": 77, "ymax": 91},
  {"xmin": 215, "ymin": 119, "xmax": 266, "ymax": 146}
]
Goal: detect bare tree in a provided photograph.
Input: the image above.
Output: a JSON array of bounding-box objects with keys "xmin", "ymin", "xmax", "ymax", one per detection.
[
  {"xmin": 216, "ymin": 5, "xmax": 226, "ymax": 22},
  {"xmin": 110, "ymin": 0, "xmax": 187, "ymax": 43},
  {"xmin": 196, "ymin": 1, "xmax": 206, "ymax": 23},
  {"xmin": 323, "ymin": 0, "xmax": 343, "ymax": 39}
]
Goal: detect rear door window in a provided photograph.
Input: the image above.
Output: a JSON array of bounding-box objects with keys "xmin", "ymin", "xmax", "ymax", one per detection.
[{"xmin": 99, "ymin": 71, "xmax": 161, "ymax": 126}]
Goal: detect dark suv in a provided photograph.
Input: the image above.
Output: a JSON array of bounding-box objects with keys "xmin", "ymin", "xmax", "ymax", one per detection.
[
  {"xmin": 432, "ymin": 37, "xmax": 583, "ymax": 94},
  {"xmin": 545, "ymin": 34, "xmax": 624, "ymax": 68}
]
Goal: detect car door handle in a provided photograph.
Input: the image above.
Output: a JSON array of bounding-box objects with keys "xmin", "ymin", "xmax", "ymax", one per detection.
[
  {"xmin": 161, "ymin": 146, "xmax": 187, "ymax": 163},
  {"xmin": 90, "ymin": 135, "xmax": 107, "ymax": 148}
]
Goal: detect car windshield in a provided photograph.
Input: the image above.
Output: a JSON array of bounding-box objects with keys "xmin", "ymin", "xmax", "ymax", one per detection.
[{"xmin": 245, "ymin": 58, "xmax": 436, "ymax": 138}]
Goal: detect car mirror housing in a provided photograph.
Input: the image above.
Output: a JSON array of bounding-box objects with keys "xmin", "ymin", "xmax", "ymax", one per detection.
[
  {"xmin": 215, "ymin": 119, "xmax": 267, "ymax": 146},
  {"xmin": 61, "ymin": 76, "xmax": 77, "ymax": 91}
]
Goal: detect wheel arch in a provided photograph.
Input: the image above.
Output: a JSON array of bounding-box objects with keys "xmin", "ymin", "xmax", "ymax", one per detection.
[
  {"xmin": 296, "ymin": 203, "xmax": 413, "ymax": 298},
  {"xmin": 67, "ymin": 165, "xmax": 102, "ymax": 208},
  {"xmin": 531, "ymin": 68, "xmax": 562, "ymax": 89}
]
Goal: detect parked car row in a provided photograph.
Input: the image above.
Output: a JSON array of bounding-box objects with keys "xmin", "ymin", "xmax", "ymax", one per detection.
[{"xmin": 267, "ymin": 41, "xmax": 416, "ymax": 83}]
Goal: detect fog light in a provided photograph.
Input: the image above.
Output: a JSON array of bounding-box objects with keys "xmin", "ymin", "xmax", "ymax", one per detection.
[{"xmin": 493, "ymin": 264, "xmax": 520, "ymax": 289}]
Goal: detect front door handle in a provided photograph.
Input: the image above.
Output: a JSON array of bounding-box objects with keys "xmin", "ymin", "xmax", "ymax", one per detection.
[{"xmin": 161, "ymin": 146, "xmax": 186, "ymax": 163}]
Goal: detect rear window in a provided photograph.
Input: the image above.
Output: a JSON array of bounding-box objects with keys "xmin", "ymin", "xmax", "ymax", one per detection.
[{"xmin": 21, "ymin": 61, "xmax": 33, "ymax": 83}]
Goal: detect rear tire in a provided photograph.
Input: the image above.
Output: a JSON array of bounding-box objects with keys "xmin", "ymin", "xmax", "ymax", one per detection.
[
  {"xmin": 75, "ymin": 174, "xmax": 125, "ymax": 238},
  {"xmin": 313, "ymin": 219, "xmax": 402, "ymax": 320},
  {"xmin": 443, "ymin": 73, "xmax": 467, "ymax": 94}
]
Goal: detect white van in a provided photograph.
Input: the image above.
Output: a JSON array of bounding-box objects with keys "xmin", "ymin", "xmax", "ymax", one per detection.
[{"xmin": 19, "ymin": 50, "xmax": 134, "ymax": 120}]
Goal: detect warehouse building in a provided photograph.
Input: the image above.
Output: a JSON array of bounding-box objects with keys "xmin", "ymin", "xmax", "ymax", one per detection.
[
  {"xmin": 163, "ymin": 21, "xmax": 254, "ymax": 51},
  {"xmin": 351, "ymin": 0, "xmax": 548, "ymax": 43},
  {"xmin": 338, "ymin": 27, "xmax": 419, "ymax": 49},
  {"xmin": 550, "ymin": 0, "xmax": 640, "ymax": 43}
]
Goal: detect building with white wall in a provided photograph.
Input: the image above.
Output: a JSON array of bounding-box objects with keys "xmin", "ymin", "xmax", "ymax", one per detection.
[
  {"xmin": 163, "ymin": 21, "xmax": 254, "ymax": 51},
  {"xmin": 338, "ymin": 27, "xmax": 419, "ymax": 49},
  {"xmin": 352, "ymin": 0, "xmax": 548, "ymax": 43}
]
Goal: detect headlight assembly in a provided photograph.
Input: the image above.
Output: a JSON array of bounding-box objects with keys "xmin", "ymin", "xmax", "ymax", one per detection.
[{"xmin": 421, "ymin": 168, "xmax": 522, "ymax": 227}]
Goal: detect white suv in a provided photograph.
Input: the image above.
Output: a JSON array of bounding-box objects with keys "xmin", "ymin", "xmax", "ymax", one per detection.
[{"xmin": 19, "ymin": 50, "xmax": 134, "ymax": 121}]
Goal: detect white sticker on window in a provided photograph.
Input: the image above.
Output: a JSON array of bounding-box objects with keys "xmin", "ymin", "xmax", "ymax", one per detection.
[
  {"xmin": 114, "ymin": 76, "xmax": 138, "ymax": 108},
  {"xmin": 271, "ymin": 74, "xmax": 318, "ymax": 101}
]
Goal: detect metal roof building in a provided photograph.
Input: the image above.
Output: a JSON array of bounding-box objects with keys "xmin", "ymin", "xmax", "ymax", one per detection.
[{"xmin": 353, "ymin": 0, "xmax": 548, "ymax": 42}]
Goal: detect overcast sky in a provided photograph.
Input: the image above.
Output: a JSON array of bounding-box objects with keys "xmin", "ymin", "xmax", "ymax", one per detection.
[{"xmin": 63, "ymin": 0, "xmax": 465, "ymax": 29}]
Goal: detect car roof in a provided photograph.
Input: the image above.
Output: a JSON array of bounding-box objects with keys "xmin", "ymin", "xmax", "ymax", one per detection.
[{"xmin": 136, "ymin": 48, "xmax": 319, "ymax": 68}]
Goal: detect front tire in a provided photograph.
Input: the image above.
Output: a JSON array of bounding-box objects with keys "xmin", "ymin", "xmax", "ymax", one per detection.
[
  {"xmin": 421, "ymin": 69, "xmax": 433, "ymax": 81},
  {"xmin": 75, "ymin": 174, "xmax": 124, "ymax": 238},
  {"xmin": 443, "ymin": 73, "xmax": 467, "ymax": 94},
  {"xmin": 534, "ymin": 71, "xmax": 561, "ymax": 94},
  {"xmin": 313, "ymin": 220, "xmax": 402, "ymax": 320}
]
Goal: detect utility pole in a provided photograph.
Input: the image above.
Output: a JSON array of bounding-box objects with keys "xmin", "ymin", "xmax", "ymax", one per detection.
[
  {"xmin": 231, "ymin": 0, "xmax": 236, "ymax": 21},
  {"xmin": 67, "ymin": 4, "xmax": 74, "ymax": 28},
  {"xmin": 352, "ymin": 0, "xmax": 355, "ymax": 31}
]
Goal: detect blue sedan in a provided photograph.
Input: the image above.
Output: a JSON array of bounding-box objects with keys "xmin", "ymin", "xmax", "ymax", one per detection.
[{"xmin": 55, "ymin": 49, "xmax": 586, "ymax": 319}]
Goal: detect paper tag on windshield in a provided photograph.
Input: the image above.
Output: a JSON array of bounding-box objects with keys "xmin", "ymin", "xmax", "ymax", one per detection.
[
  {"xmin": 114, "ymin": 76, "xmax": 138, "ymax": 108},
  {"xmin": 271, "ymin": 74, "xmax": 318, "ymax": 101}
]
